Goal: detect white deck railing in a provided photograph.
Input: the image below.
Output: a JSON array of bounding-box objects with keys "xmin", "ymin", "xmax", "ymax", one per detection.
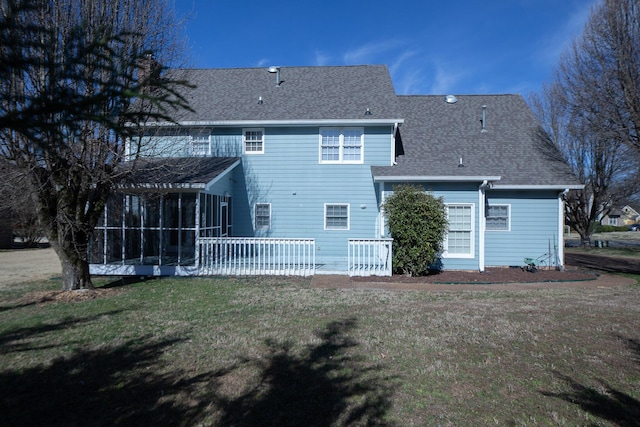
[
  {"xmin": 348, "ymin": 238, "xmax": 393, "ymax": 276},
  {"xmin": 198, "ymin": 237, "xmax": 316, "ymax": 276}
]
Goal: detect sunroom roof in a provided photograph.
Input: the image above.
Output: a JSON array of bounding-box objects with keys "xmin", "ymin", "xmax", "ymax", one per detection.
[{"xmin": 120, "ymin": 157, "xmax": 240, "ymax": 189}]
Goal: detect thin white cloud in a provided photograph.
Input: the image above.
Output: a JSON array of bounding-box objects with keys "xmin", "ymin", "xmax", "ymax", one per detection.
[
  {"xmin": 394, "ymin": 68, "xmax": 427, "ymax": 95},
  {"xmin": 314, "ymin": 50, "xmax": 330, "ymax": 66},
  {"xmin": 342, "ymin": 39, "xmax": 405, "ymax": 64},
  {"xmin": 535, "ymin": 0, "xmax": 598, "ymax": 66},
  {"xmin": 389, "ymin": 50, "xmax": 418, "ymax": 76},
  {"xmin": 429, "ymin": 60, "xmax": 466, "ymax": 95}
]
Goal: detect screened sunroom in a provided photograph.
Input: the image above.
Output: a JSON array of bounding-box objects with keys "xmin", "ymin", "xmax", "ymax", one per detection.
[{"xmin": 88, "ymin": 157, "xmax": 239, "ymax": 276}]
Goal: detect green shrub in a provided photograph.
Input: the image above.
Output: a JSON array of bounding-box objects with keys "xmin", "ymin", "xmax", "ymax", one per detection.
[
  {"xmin": 594, "ymin": 224, "xmax": 630, "ymax": 233},
  {"xmin": 383, "ymin": 184, "xmax": 447, "ymax": 276}
]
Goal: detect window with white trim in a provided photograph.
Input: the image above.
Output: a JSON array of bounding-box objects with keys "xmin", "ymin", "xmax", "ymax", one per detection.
[
  {"xmin": 324, "ymin": 204, "xmax": 350, "ymax": 230},
  {"xmin": 190, "ymin": 135, "xmax": 210, "ymax": 156},
  {"xmin": 486, "ymin": 204, "xmax": 510, "ymax": 231},
  {"xmin": 243, "ymin": 128, "xmax": 264, "ymax": 154},
  {"xmin": 319, "ymin": 128, "xmax": 363, "ymax": 163},
  {"xmin": 445, "ymin": 204, "xmax": 474, "ymax": 257},
  {"xmin": 254, "ymin": 203, "xmax": 271, "ymax": 230}
]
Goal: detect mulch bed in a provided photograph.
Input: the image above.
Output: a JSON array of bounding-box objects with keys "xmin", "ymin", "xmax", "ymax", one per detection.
[{"xmin": 351, "ymin": 267, "xmax": 597, "ymax": 284}]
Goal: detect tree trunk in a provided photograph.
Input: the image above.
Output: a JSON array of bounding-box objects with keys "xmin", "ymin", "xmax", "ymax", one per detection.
[
  {"xmin": 49, "ymin": 230, "xmax": 94, "ymax": 291},
  {"xmin": 59, "ymin": 254, "xmax": 93, "ymax": 291},
  {"xmin": 578, "ymin": 233, "xmax": 591, "ymax": 248}
]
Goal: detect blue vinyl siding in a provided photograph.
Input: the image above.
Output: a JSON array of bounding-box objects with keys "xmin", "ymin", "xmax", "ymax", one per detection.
[
  {"xmin": 141, "ymin": 125, "xmax": 563, "ymax": 272},
  {"xmin": 485, "ymin": 190, "xmax": 560, "ymax": 267},
  {"xmin": 213, "ymin": 125, "xmax": 394, "ymax": 266}
]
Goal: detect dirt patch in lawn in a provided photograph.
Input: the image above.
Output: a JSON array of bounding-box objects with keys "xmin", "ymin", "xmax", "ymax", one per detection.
[{"xmin": 17, "ymin": 288, "xmax": 125, "ymax": 305}]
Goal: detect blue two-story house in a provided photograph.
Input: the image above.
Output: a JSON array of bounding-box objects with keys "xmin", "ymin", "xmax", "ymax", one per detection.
[{"xmin": 88, "ymin": 65, "xmax": 581, "ymax": 277}]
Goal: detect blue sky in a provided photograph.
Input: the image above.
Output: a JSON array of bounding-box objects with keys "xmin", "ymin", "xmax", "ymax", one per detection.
[{"xmin": 175, "ymin": 0, "xmax": 598, "ymax": 96}]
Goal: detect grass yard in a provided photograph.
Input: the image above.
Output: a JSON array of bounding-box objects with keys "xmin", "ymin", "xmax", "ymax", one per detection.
[{"xmin": 1, "ymin": 276, "xmax": 640, "ymax": 426}]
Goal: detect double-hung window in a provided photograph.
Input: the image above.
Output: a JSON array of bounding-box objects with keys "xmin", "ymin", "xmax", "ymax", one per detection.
[
  {"xmin": 324, "ymin": 204, "xmax": 349, "ymax": 230},
  {"xmin": 320, "ymin": 128, "xmax": 363, "ymax": 163},
  {"xmin": 190, "ymin": 135, "xmax": 210, "ymax": 156},
  {"xmin": 244, "ymin": 128, "xmax": 264, "ymax": 154},
  {"xmin": 486, "ymin": 205, "xmax": 510, "ymax": 231},
  {"xmin": 444, "ymin": 204, "xmax": 474, "ymax": 257},
  {"xmin": 254, "ymin": 203, "xmax": 271, "ymax": 230}
]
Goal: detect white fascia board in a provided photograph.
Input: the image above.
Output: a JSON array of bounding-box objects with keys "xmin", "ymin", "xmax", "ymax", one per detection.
[
  {"xmin": 119, "ymin": 183, "xmax": 205, "ymax": 190},
  {"xmin": 373, "ymin": 175, "xmax": 502, "ymax": 183},
  {"xmin": 491, "ymin": 184, "xmax": 584, "ymax": 190},
  {"xmin": 205, "ymin": 159, "xmax": 241, "ymax": 191},
  {"xmin": 142, "ymin": 119, "xmax": 405, "ymax": 127}
]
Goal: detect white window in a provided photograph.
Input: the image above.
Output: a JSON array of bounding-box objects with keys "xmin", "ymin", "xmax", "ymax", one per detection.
[
  {"xmin": 190, "ymin": 135, "xmax": 210, "ymax": 156},
  {"xmin": 319, "ymin": 128, "xmax": 363, "ymax": 164},
  {"xmin": 608, "ymin": 217, "xmax": 619, "ymax": 226},
  {"xmin": 243, "ymin": 128, "xmax": 264, "ymax": 154},
  {"xmin": 324, "ymin": 204, "xmax": 350, "ymax": 230},
  {"xmin": 254, "ymin": 203, "xmax": 271, "ymax": 230},
  {"xmin": 486, "ymin": 204, "xmax": 510, "ymax": 231},
  {"xmin": 444, "ymin": 204, "xmax": 474, "ymax": 258}
]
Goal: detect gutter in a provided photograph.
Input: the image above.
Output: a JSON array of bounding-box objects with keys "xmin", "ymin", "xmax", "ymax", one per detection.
[
  {"xmin": 373, "ymin": 175, "xmax": 502, "ymax": 183},
  {"xmin": 491, "ymin": 184, "xmax": 584, "ymax": 190},
  {"xmin": 139, "ymin": 118, "xmax": 406, "ymax": 127}
]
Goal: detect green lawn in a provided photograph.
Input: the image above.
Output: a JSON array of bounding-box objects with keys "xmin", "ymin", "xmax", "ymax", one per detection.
[{"xmin": 1, "ymin": 276, "xmax": 640, "ymax": 426}]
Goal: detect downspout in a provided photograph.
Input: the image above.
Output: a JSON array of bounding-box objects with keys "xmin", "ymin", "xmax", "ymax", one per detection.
[
  {"xmin": 478, "ymin": 180, "xmax": 488, "ymax": 272},
  {"xmin": 379, "ymin": 180, "xmax": 387, "ymax": 237},
  {"xmin": 391, "ymin": 122, "xmax": 399, "ymax": 165},
  {"xmin": 558, "ymin": 189, "xmax": 569, "ymax": 271}
]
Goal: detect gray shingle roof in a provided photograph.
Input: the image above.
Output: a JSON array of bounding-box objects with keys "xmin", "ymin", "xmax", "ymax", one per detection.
[
  {"xmin": 372, "ymin": 95, "xmax": 581, "ymax": 188},
  {"xmin": 167, "ymin": 65, "xmax": 401, "ymax": 122},
  {"xmin": 122, "ymin": 157, "xmax": 240, "ymax": 188}
]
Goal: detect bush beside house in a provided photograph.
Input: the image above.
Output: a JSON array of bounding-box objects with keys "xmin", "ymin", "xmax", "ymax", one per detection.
[{"xmin": 383, "ymin": 185, "xmax": 447, "ymax": 276}]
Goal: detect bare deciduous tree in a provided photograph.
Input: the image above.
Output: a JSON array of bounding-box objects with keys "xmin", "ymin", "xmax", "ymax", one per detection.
[
  {"xmin": 0, "ymin": 160, "xmax": 41, "ymax": 247},
  {"xmin": 530, "ymin": 0, "xmax": 640, "ymax": 246},
  {"xmin": 0, "ymin": 0, "xmax": 192, "ymax": 290}
]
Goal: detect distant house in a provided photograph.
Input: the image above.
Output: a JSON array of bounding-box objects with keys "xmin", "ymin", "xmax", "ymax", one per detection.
[
  {"xmin": 89, "ymin": 65, "xmax": 582, "ymax": 277},
  {"xmin": 601, "ymin": 205, "xmax": 640, "ymax": 226}
]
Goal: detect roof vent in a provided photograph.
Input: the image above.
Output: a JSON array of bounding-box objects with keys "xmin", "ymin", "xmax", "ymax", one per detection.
[
  {"xmin": 268, "ymin": 66, "xmax": 281, "ymax": 86},
  {"xmin": 481, "ymin": 105, "xmax": 487, "ymax": 132},
  {"xmin": 445, "ymin": 95, "xmax": 458, "ymax": 104}
]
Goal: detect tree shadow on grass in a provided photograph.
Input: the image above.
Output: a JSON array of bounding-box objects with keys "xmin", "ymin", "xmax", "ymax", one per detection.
[
  {"xmin": 213, "ymin": 317, "xmax": 397, "ymax": 426},
  {"xmin": 0, "ymin": 310, "xmax": 126, "ymax": 354},
  {"xmin": 541, "ymin": 337, "xmax": 640, "ymax": 427},
  {"xmin": 0, "ymin": 317, "xmax": 396, "ymax": 426},
  {"xmin": 0, "ymin": 335, "xmax": 206, "ymax": 426}
]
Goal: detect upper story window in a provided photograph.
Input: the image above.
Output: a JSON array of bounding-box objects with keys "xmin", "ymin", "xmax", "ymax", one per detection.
[
  {"xmin": 244, "ymin": 128, "xmax": 264, "ymax": 154},
  {"xmin": 486, "ymin": 205, "xmax": 510, "ymax": 231},
  {"xmin": 319, "ymin": 128, "xmax": 363, "ymax": 164},
  {"xmin": 444, "ymin": 204, "xmax": 474, "ymax": 258},
  {"xmin": 190, "ymin": 135, "xmax": 210, "ymax": 156}
]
